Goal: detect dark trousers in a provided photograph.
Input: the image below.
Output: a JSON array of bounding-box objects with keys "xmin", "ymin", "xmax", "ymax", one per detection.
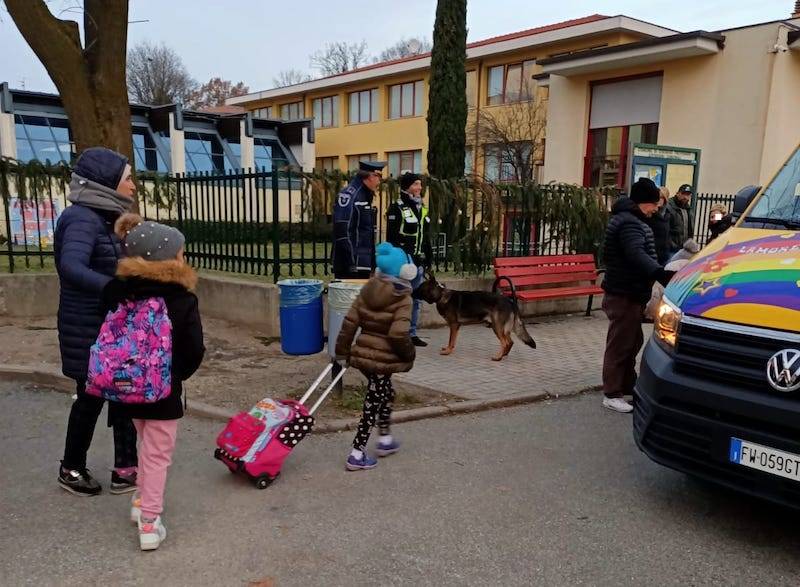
[
  {"xmin": 62, "ymin": 380, "xmax": 138, "ymax": 471},
  {"xmin": 352, "ymin": 374, "xmax": 395, "ymax": 451},
  {"xmin": 602, "ymin": 293, "xmax": 645, "ymax": 399}
]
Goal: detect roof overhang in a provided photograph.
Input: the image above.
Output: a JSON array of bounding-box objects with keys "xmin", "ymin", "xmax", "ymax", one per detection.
[
  {"xmin": 788, "ymin": 29, "xmax": 800, "ymax": 49},
  {"xmin": 228, "ymin": 15, "xmax": 677, "ymax": 105},
  {"xmin": 538, "ymin": 31, "xmax": 724, "ymax": 77}
]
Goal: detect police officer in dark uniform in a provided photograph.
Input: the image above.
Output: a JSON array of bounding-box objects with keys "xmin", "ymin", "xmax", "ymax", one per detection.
[
  {"xmin": 332, "ymin": 160, "xmax": 386, "ymax": 279},
  {"xmin": 386, "ymin": 171, "xmax": 432, "ymax": 346}
]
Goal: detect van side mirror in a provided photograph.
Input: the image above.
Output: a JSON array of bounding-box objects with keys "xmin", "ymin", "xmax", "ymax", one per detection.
[{"xmin": 732, "ymin": 185, "xmax": 761, "ymax": 218}]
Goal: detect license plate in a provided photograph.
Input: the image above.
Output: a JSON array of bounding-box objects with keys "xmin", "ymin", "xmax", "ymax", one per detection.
[{"xmin": 729, "ymin": 437, "xmax": 800, "ymax": 483}]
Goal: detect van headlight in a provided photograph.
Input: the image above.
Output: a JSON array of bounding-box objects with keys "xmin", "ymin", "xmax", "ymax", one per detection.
[{"xmin": 654, "ymin": 295, "xmax": 682, "ymax": 349}]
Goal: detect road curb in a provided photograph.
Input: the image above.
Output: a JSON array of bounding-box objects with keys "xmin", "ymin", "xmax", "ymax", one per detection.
[{"xmin": 1, "ymin": 364, "xmax": 601, "ymax": 433}]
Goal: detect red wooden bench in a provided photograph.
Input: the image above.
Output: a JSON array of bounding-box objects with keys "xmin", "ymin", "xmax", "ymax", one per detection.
[{"xmin": 492, "ymin": 254, "xmax": 604, "ymax": 316}]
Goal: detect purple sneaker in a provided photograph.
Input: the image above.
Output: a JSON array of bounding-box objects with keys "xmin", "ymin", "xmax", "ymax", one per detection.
[
  {"xmin": 376, "ymin": 439, "xmax": 400, "ymax": 457},
  {"xmin": 345, "ymin": 452, "xmax": 378, "ymax": 471}
]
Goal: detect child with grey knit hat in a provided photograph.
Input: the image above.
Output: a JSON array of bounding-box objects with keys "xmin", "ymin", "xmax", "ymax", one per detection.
[{"xmin": 104, "ymin": 213, "xmax": 205, "ymax": 551}]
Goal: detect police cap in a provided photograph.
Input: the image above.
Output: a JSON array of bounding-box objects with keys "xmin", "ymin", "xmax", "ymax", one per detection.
[{"xmin": 359, "ymin": 160, "xmax": 387, "ymax": 173}]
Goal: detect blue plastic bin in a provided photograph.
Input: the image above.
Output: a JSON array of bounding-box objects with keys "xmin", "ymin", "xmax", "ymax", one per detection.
[{"xmin": 277, "ymin": 279, "xmax": 324, "ymax": 355}]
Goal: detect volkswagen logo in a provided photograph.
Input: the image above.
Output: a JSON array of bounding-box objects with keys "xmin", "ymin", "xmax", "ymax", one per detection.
[{"xmin": 766, "ymin": 349, "xmax": 800, "ymax": 392}]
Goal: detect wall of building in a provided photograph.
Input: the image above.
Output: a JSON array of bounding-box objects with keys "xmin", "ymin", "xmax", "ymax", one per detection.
[{"xmin": 542, "ymin": 22, "xmax": 800, "ymax": 194}]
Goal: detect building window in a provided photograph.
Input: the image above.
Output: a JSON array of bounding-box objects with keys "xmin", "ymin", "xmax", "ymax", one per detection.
[
  {"xmin": 14, "ymin": 114, "xmax": 74, "ymax": 164},
  {"xmin": 464, "ymin": 146, "xmax": 474, "ymax": 175},
  {"xmin": 388, "ymin": 80, "xmax": 424, "ymax": 119},
  {"xmin": 253, "ymin": 137, "xmax": 288, "ymax": 170},
  {"xmin": 484, "ymin": 142, "xmax": 533, "ymax": 183},
  {"xmin": 184, "ymin": 131, "xmax": 233, "ymax": 173},
  {"xmin": 280, "ymin": 101, "xmax": 303, "ymax": 121},
  {"xmin": 315, "ymin": 156, "xmax": 339, "ymax": 172},
  {"xmin": 584, "ymin": 123, "xmax": 659, "ymax": 188},
  {"xmin": 348, "ymin": 89, "xmax": 379, "ymax": 124},
  {"xmin": 487, "ymin": 60, "xmax": 536, "ymax": 105},
  {"xmin": 466, "ymin": 70, "xmax": 477, "ymax": 109},
  {"xmin": 312, "ymin": 95, "xmax": 339, "ymax": 129},
  {"xmin": 253, "ymin": 106, "xmax": 274, "ymax": 119},
  {"xmin": 132, "ymin": 127, "xmax": 169, "ymax": 173},
  {"xmin": 347, "ymin": 153, "xmax": 378, "ymax": 170},
  {"xmin": 387, "ymin": 150, "xmax": 422, "ymax": 177}
]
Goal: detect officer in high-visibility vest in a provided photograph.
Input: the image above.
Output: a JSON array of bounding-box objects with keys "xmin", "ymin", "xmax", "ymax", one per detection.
[{"xmin": 386, "ymin": 172, "xmax": 432, "ymax": 346}]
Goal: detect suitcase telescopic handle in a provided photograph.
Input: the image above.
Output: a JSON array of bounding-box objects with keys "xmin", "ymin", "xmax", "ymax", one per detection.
[{"xmin": 298, "ymin": 363, "xmax": 347, "ymax": 416}]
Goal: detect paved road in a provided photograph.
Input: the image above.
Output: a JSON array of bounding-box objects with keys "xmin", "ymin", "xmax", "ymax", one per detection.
[{"xmin": 1, "ymin": 382, "xmax": 799, "ymax": 586}]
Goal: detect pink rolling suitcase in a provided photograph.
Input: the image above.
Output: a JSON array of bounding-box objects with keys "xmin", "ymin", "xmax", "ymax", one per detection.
[{"xmin": 214, "ymin": 364, "xmax": 346, "ymax": 489}]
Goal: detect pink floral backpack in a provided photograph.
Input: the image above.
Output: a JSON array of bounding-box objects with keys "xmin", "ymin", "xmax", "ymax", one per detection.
[{"xmin": 86, "ymin": 297, "xmax": 173, "ymax": 403}]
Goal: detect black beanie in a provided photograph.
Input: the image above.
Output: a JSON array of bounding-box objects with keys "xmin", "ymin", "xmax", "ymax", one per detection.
[
  {"xmin": 73, "ymin": 147, "xmax": 129, "ymax": 190},
  {"xmin": 399, "ymin": 172, "xmax": 421, "ymax": 191},
  {"xmin": 630, "ymin": 177, "xmax": 660, "ymax": 204}
]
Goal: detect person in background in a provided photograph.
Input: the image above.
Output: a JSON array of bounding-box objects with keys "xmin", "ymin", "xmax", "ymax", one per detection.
[
  {"xmin": 600, "ymin": 177, "xmax": 675, "ymax": 414},
  {"xmin": 386, "ymin": 171, "xmax": 433, "ymax": 347},
  {"xmin": 332, "ymin": 160, "xmax": 387, "ymax": 279},
  {"xmin": 708, "ymin": 203, "xmax": 734, "ymax": 242},
  {"xmin": 666, "ymin": 183, "xmax": 695, "ymax": 253},
  {"xmin": 647, "ymin": 186, "xmax": 671, "ymax": 265},
  {"xmin": 55, "ymin": 147, "xmax": 139, "ymax": 497}
]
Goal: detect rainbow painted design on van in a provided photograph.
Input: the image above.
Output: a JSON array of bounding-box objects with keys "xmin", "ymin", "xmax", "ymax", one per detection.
[{"xmin": 664, "ymin": 229, "xmax": 800, "ymax": 332}]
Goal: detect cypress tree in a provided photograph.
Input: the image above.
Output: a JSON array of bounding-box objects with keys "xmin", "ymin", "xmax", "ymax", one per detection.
[{"xmin": 427, "ymin": 0, "xmax": 467, "ymax": 179}]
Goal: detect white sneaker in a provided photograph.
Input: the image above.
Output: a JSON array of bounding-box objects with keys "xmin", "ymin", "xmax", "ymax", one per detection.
[
  {"xmin": 603, "ymin": 397, "xmax": 633, "ymax": 413},
  {"xmin": 138, "ymin": 516, "xmax": 167, "ymax": 551},
  {"xmin": 130, "ymin": 493, "xmax": 141, "ymax": 525}
]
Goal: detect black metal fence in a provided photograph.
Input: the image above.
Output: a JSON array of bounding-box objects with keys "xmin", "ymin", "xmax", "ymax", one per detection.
[{"xmin": 0, "ymin": 163, "xmax": 739, "ymax": 279}]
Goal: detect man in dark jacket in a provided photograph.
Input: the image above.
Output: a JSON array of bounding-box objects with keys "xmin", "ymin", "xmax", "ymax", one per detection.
[
  {"xmin": 601, "ymin": 178, "xmax": 674, "ymax": 413},
  {"xmin": 647, "ymin": 186, "xmax": 671, "ymax": 265},
  {"xmin": 55, "ymin": 147, "xmax": 139, "ymax": 496},
  {"xmin": 332, "ymin": 160, "xmax": 387, "ymax": 279},
  {"xmin": 666, "ymin": 183, "xmax": 694, "ymax": 253},
  {"xmin": 386, "ymin": 172, "xmax": 432, "ymax": 346}
]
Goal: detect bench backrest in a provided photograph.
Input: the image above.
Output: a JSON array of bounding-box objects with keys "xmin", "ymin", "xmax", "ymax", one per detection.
[{"xmin": 494, "ymin": 254, "xmax": 599, "ymax": 289}]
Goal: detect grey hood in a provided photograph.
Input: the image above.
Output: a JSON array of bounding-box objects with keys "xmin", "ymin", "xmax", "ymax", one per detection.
[{"xmin": 67, "ymin": 173, "xmax": 134, "ymax": 215}]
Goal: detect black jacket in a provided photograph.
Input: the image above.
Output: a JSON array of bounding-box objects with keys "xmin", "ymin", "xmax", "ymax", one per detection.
[
  {"xmin": 332, "ymin": 176, "xmax": 376, "ymax": 278},
  {"xmin": 647, "ymin": 207, "xmax": 671, "ymax": 265},
  {"xmin": 666, "ymin": 197, "xmax": 694, "ymax": 252},
  {"xmin": 385, "ymin": 191, "xmax": 433, "ymax": 267},
  {"xmin": 55, "ymin": 203, "xmax": 122, "ymax": 381},
  {"xmin": 602, "ymin": 198, "xmax": 663, "ymax": 304},
  {"xmin": 105, "ymin": 258, "xmax": 205, "ymax": 420}
]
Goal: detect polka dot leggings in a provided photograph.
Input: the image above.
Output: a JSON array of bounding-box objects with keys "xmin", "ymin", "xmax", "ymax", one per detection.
[{"xmin": 352, "ymin": 374, "xmax": 395, "ymax": 451}]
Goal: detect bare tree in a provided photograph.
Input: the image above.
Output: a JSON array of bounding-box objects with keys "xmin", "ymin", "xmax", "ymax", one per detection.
[
  {"xmin": 378, "ymin": 37, "xmax": 432, "ymax": 62},
  {"xmin": 127, "ymin": 41, "xmax": 196, "ymax": 105},
  {"xmin": 310, "ymin": 41, "xmax": 370, "ymax": 76},
  {"xmin": 185, "ymin": 77, "xmax": 249, "ymax": 109},
  {"xmin": 468, "ymin": 87, "xmax": 547, "ymax": 183},
  {"xmin": 5, "ymin": 0, "xmax": 134, "ymax": 187},
  {"xmin": 272, "ymin": 69, "xmax": 313, "ymax": 88}
]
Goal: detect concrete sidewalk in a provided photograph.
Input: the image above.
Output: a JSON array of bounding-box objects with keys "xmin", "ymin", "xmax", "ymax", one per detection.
[{"xmin": 0, "ymin": 312, "xmax": 653, "ymax": 416}]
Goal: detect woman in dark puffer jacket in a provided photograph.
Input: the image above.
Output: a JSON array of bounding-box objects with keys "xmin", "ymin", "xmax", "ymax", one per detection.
[{"xmin": 55, "ymin": 147, "xmax": 139, "ymax": 497}]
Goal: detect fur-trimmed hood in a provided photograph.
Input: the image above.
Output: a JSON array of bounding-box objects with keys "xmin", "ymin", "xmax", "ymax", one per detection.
[{"xmin": 117, "ymin": 257, "xmax": 198, "ymax": 291}]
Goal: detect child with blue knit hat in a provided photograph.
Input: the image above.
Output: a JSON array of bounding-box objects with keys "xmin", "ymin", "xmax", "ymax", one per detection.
[{"xmin": 335, "ymin": 242, "xmax": 417, "ymax": 470}]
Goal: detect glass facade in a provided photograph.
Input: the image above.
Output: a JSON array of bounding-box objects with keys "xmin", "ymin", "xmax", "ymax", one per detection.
[
  {"xmin": 585, "ymin": 123, "xmax": 659, "ymax": 187},
  {"xmin": 184, "ymin": 131, "xmax": 236, "ymax": 173},
  {"xmin": 254, "ymin": 137, "xmax": 289, "ymax": 170},
  {"xmin": 132, "ymin": 127, "xmax": 169, "ymax": 173},
  {"xmin": 14, "ymin": 114, "xmax": 74, "ymax": 164}
]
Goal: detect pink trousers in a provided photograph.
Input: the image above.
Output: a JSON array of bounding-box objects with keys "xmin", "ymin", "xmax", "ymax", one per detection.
[{"xmin": 132, "ymin": 419, "xmax": 179, "ymax": 519}]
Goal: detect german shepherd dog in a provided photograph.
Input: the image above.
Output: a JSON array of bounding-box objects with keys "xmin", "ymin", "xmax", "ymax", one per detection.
[{"xmin": 415, "ymin": 271, "xmax": 536, "ymax": 361}]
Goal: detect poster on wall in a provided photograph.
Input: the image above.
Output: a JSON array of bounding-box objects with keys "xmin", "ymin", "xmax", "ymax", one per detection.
[{"xmin": 9, "ymin": 198, "xmax": 62, "ymax": 247}]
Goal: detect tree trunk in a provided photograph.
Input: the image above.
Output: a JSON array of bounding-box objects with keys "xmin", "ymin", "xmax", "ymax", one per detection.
[
  {"xmin": 427, "ymin": 0, "xmax": 468, "ymax": 179},
  {"xmin": 6, "ymin": 0, "xmax": 138, "ymax": 209}
]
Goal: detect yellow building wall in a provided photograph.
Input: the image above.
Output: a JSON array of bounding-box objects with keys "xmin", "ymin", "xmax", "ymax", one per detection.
[
  {"xmin": 243, "ymin": 32, "xmax": 642, "ymax": 176},
  {"xmin": 543, "ymin": 23, "xmax": 800, "ymax": 194}
]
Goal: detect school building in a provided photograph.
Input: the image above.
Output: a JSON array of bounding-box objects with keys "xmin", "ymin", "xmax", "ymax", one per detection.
[{"xmin": 230, "ymin": 5, "xmax": 800, "ymax": 195}]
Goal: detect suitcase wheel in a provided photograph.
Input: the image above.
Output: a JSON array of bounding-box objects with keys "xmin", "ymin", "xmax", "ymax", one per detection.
[{"xmin": 254, "ymin": 475, "xmax": 273, "ymax": 490}]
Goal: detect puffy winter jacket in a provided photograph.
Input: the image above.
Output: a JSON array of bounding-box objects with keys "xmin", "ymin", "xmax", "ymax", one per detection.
[
  {"xmin": 334, "ymin": 274, "xmax": 415, "ymax": 375},
  {"xmin": 55, "ymin": 204, "xmax": 122, "ymax": 380},
  {"xmin": 666, "ymin": 197, "xmax": 695, "ymax": 253},
  {"xmin": 646, "ymin": 207, "xmax": 672, "ymax": 265},
  {"xmin": 601, "ymin": 198, "xmax": 662, "ymax": 304}
]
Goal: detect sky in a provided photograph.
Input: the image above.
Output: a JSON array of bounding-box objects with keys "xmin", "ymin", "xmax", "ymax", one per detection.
[{"xmin": 0, "ymin": 0, "xmax": 792, "ymax": 94}]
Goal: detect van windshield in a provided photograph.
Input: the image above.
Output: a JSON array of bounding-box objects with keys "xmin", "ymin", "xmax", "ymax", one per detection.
[{"xmin": 746, "ymin": 145, "xmax": 800, "ymax": 228}]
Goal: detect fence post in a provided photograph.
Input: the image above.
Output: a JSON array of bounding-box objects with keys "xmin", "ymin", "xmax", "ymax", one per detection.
[{"xmin": 271, "ymin": 167, "xmax": 281, "ymax": 283}]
